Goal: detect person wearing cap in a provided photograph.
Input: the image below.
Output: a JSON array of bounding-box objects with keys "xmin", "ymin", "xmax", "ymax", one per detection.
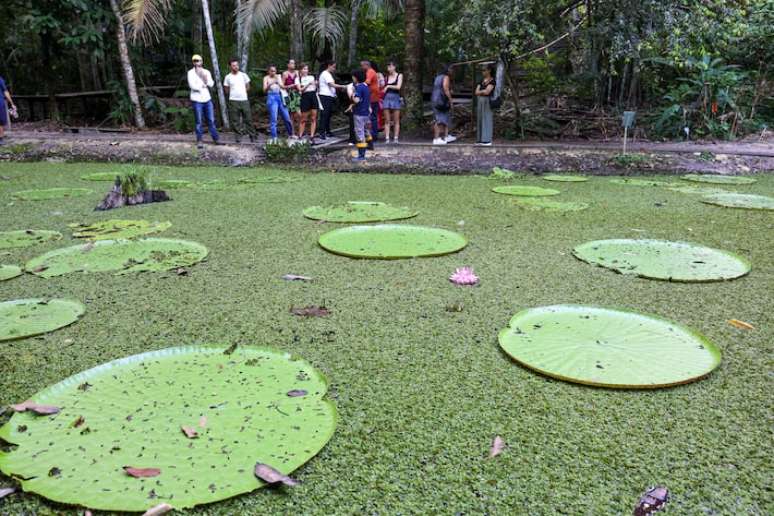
[{"xmin": 187, "ymin": 54, "xmax": 221, "ymax": 148}]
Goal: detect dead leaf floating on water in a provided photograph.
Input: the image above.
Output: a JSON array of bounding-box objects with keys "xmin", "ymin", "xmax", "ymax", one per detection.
[
  {"xmin": 282, "ymin": 274, "xmax": 313, "ymax": 281},
  {"xmin": 634, "ymin": 486, "xmax": 669, "ymax": 515},
  {"xmin": 728, "ymin": 319, "xmax": 754, "ymax": 330},
  {"xmin": 124, "ymin": 466, "xmax": 161, "ymax": 478},
  {"xmin": 142, "ymin": 503, "xmax": 174, "ymax": 516},
  {"xmin": 10, "ymin": 400, "xmax": 61, "ymax": 415},
  {"xmin": 287, "ymin": 390, "xmax": 308, "ymax": 397},
  {"xmin": 489, "ymin": 436, "xmax": 506, "ymax": 458},
  {"xmin": 0, "ymin": 487, "xmax": 16, "ymax": 499},
  {"xmin": 290, "ymin": 305, "xmax": 331, "ymax": 317},
  {"xmin": 175, "ymin": 267, "xmax": 188, "ymax": 276},
  {"xmin": 181, "ymin": 426, "xmax": 198, "ymax": 439},
  {"xmin": 254, "ymin": 463, "xmax": 299, "ymax": 487}
]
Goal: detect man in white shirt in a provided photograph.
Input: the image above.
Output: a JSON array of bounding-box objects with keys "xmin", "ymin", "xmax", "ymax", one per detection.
[
  {"xmin": 187, "ymin": 54, "xmax": 221, "ymax": 148},
  {"xmin": 317, "ymin": 60, "xmax": 344, "ymax": 140},
  {"xmin": 223, "ymin": 58, "xmax": 257, "ymax": 143}
]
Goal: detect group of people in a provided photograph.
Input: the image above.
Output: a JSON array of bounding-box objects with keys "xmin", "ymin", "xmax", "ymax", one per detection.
[{"xmin": 187, "ymin": 56, "xmax": 499, "ymax": 157}]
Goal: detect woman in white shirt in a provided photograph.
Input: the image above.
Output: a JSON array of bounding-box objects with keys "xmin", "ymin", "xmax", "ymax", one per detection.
[{"xmin": 296, "ymin": 64, "xmax": 319, "ymax": 142}]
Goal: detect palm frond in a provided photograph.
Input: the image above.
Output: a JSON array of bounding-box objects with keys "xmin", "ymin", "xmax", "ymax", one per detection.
[
  {"xmin": 236, "ymin": 0, "xmax": 289, "ymax": 39},
  {"xmin": 304, "ymin": 6, "xmax": 348, "ymax": 48},
  {"xmin": 362, "ymin": 0, "xmax": 404, "ymax": 20},
  {"xmin": 122, "ymin": 0, "xmax": 172, "ymax": 45}
]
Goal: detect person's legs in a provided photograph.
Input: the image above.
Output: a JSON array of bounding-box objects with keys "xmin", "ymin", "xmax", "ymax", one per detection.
[
  {"xmin": 320, "ymin": 96, "xmax": 334, "ymax": 136},
  {"xmin": 279, "ymin": 103, "xmax": 294, "ymax": 136},
  {"xmin": 309, "ymin": 109, "xmax": 317, "ymax": 139},
  {"xmin": 299, "ymin": 111, "xmax": 308, "ymax": 138},
  {"xmin": 394, "ymin": 110, "xmax": 401, "ymax": 141},
  {"xmin": 228, "ymin": 101, "xmax": 243, "ymax": 141},
  {"xmin": 204, "ymin": 100, "xmax": 219, "ymax": 142},
  {"xmin": 240, "ymin": 101, "xmax": 258, "ymax": 140},
  {"xmin": 354, "ymin": 115, "xmax": 368, "ymax": 160},
  {"xmin": 369, "ymin": 102, "xmax": 379, "ymax": 140},
  {"xmin": 0, "ymin": 103, "xmax": 7, "ymax": 142},
  {"xmin": 267, "ymin": 95, "xmax": 279, "ymax": 139},
  {"xmin": 383, "ymin": 110, "xmax": 392, "ymax": 141},
  {"xmin": 482, "ymin": 102, "xmax": 493, "ymax": 144},
  {"xmin": 348, "ymin": 111, "xmax": 356, "ymax": 143},
  {"xmin": 192, "ymin": 101, "xmax": 205, "ymax": 142}
]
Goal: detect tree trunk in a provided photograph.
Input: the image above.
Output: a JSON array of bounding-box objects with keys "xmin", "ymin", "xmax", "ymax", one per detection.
[
  {"xmin": 347, "ymin": 0, "xmax": 361, "ymax": 68},
  {"xmin": 193, "ymin": 2, "xmax": 204, "ymax": 55},
  {"xmin": 201, "ymin": 0, "xmax": 229, "ymax": 128},
  {"xmin": 403, "ymin": 0, "xmax": 425, "ymax": 128},
  {"xmin": 289, "ymin": 0, "xmax": 304, "ymax": 61},
  {"xmin": 236, "ymin": 0, "xmax": 249, "ymax": 70},
  {"xmin": 109, "ymin": 0, "xmax": 145, "ymax": 128}
]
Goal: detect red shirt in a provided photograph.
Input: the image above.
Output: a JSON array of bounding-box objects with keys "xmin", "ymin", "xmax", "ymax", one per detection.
[{"xmin": 365, "ymin": 68, "xmax": 379, "ymax": 102}]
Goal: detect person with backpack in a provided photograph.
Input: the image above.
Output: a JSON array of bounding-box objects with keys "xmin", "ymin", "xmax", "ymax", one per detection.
[
  {"xmin": 475, "ymin": 63, "xmax": 496, "ymax": 146},
  {"xmin": 432, "ymin": 65, "xmax": 456, "ymax": 145}
]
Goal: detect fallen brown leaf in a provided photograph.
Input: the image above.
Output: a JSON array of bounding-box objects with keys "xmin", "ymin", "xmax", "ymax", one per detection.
[
  {"xmin": 254, "ymin": 463, "xmax": 299, "ymax": 487},
  {"xmin": 0, "ymin": 487, "xmax": 16, "ymax": 499},
  {"xmin": 124, "ymin": 467, "xmax": 161, "ymax": 478},
  {"xmin": 728, "ymin": 319, "xmax": 754, "ymax": 330},
  {"xmin": 290, "ymin": 305, "xmax": 331, "ymax": 317},
  {"xmin": 10, "ymin": 401, "xmax": 61, "ymax": 415},
  {"xmin": 489, "ymin": 436, "xmax": 506, "ymax": 458},
  {"xmin": 282, "ymin": 274, "xmax": 313, "ymax": 281},
  {"xmin": 634, "ymin": 486, "xmax": 669, "ymax": 515},
  {"xmin": 32, "ymin": 265, "xmax": 49, "ymax": 273},
  {"xmin": 72, "ymin": 416, "xmax": 85, "ymax": 428},
  {"xmin": 181, "ymin": 426, "xmax": 198, "ymax": 439},
  {"xmin": 287, "ymin": 390, "xmax": 308, "ymax": 397},
  {"xmin": 142, "ymin": 503, "xmax": 174, "ymax": 516}
]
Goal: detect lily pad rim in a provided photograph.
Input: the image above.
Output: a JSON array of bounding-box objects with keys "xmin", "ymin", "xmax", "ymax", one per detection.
[
  {"xmin": 318, "ymin": 224, "xmax": 468, "ymax": 260},
  {"xmin": 0, "ymin": 298, "xmax": 86, "ymax": 343},
  {"xmin": 571, "ymin": 238, "xmax": 752, "ymax": 283},
  {"xmin": 700, "ymin": 193, "xmax": 774, "ymax": 211},
  {"xmin": 681, "ymin": 174, "xmax": 757, "ymax": 185},
  {"xmin": 0, "ymin": 265, "xmax": 24, "ymax": 281},
  {"xmin": 541, "ymin": 174, "xmax": 590, "ymax": 182},
  {"xmin": 498, "ymin": 304, "xmax": 722, "ymax": 389}
]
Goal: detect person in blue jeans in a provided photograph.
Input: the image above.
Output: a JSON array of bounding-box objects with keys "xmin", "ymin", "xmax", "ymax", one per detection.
[
  {"xmin": 351, "ymin": 70, "xmax": 372, "ymax": 161},
  {"xmin": 0, "ymin": 75, "xmax": 17, "ymax": 145},
  {"xmin": 262, "ymin": 65, "xmax": 294, "ymax": 142},
  {"xmin": 187, "ymin": 54, "xmax": 221, "ymax": 148}
]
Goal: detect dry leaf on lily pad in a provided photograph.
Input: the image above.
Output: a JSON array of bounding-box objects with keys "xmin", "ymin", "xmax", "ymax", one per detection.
[
  {"xmin": 10, "ymin": 402, "xmax": 61, "ymax": 415},
  {"xmin": 489, "ymin": 436, "xmax": 505, "ymax": 458},
  {"xmin": 254, "ymin": 463, "xmax": 299, "ymax": 487},
  {"xmin": 728, "ymin": 319, "xmax": 754, "ymax": 330},
  {"xmin": 290, "ymin": 305, "xmax": 331, "ymax": 317},
  {"xmin": 0, "ymin": 345, "xmax": 336, "ymax": 511},
  {"xmin": 181, "ymin": 426, "xmax": 198, "ymax": 438},
  {"xmin": 124, "ymin": 467, "xmax": 161, "ymax": 478},
  {"xmin": 287, "ymin": 390, "xmax": 308, "ymax": 397},
  {"xmin": 634, "ymin": 486, "xmax": 669, "ymax": 515},
  {"xmin": 0, "ymin": 486, "xmax": 17, "ymax": 499},
  {"xmin": 143, "ymin": 503, "xmax": 174, "ymax": 516}
]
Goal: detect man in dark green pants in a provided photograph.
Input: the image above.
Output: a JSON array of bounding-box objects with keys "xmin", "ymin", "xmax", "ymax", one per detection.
[{"xmin": 223, "ymin": 58, "xmax": 258, "ymax": 143}]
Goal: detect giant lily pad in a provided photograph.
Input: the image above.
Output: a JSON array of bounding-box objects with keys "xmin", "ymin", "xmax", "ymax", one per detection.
[
  {"xmin": 319, "ymin": 224, "xmax": 467, "ymax": 259},
  {"xmin": 26, "ymin": 238, "xmax": 208, "ymax": 278},
  {"xmin": 512, "ymin": 198, "xmax": 589, "ymax": 212},
  {"xmin": 0, "ymin": 299, "xmax": 85, "ymax": 341},
  {"xmin": 609, "ymin": 178, "xmax": 680, "ymax": 187},
  {"xmin": 0, "ymin": 345, "xmax": 337, "ymax": 511},
  {"xmin": 69, "ymin": 220, "xmax": 172, "ymax": 240},
  {"xmin": 0, "ymin": 265, "xmax": 23, "ymax": 281},
  {"xmin": 492, "ymin": 185, "xmax": 560, "ymax": 197},
  {"xmin": 154, "ymin": 180, "xmax": 193, "ymax": 190},
  {"xmin": 81, "ymin": 172, "xmax": 119, "ymax": 182},
  {"xmin": 498, "ymin": 305, "xmax": 721, "ymax": 388},
  {"xmin": 12, "ymin": 188, "xmax": 93, "ymax": 201},
  {"xmin": 667, "ymin": 186, "xmax": 732, "ymax": 196},
  {"xmin": 0, "ymin": 230, "xmax": 62, "ymax": 249},
  {"xmin": 238, "ymin": 176, "xmax": 302, "ymax": 184},
  {"xmin": 303, "ymin": 202, "xmax": 418, "ymax": 223},
  {"xmin": 541, "ymin": 175, "xmax": 589, "ymax": 182},
  {"xmin": 573, "ymin": 239, "xmax": 750, "ymax": 282},
  {"xmin": 681, "ymin": 174, "xmax": 757, "ymax": 185},
  {"xmin": 701, "ymin": 193, "xmax": 774, "ymax": 211}
]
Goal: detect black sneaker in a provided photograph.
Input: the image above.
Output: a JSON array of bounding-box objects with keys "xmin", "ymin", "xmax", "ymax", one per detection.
[
  {"xmin": 212, "ymin": 140, "xmax": 224, "ymax": 146},
  {"xmin": 196, "ymin": 141, "xmax": 204, "ymax": 149},
  {"xmin": 235, "ymin": 136, "xmax": 242, "ymax": 144},
  {"xmin": 318, "ymin": 134, "xmax": 327, "ymax": 141}
]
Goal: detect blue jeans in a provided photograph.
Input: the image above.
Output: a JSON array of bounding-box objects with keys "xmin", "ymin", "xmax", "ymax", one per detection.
[
  {"xmin": 370, "ymin": 101, "xmax": 380, "ymax": 139},
  {"xmin": 267, "ymin": 93, "xmax": 293, "ymax": 138},
  {"xmin": 192, "ymin": 100, "xmax": 219, "ymax": 142}
]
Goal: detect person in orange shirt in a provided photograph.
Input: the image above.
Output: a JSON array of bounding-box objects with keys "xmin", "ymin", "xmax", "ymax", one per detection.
[{"xmin": 361, "ymin": 60, "xmax": 380, "ymax": 144}]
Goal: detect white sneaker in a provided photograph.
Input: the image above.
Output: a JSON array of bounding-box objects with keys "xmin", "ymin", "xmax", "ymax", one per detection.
[
  {"xmin": 477, "ymin": 141, "xmax": 493, "ymax": 146},
  {"xmin": 393, "ymin": 138, "xmax": 399, "ymax": 144},
  {"xmin": 433, "ymin": 138, "xmax": 447, "ymax": 145},
  {"xmin": 445, "ymin": 134, "xmax": 457, "ymax": 143}
]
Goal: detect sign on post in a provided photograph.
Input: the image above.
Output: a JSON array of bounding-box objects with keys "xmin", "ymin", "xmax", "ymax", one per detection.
[{"xmin": 622, "ymin": 111, "xmax": 636, "ymax": 155}]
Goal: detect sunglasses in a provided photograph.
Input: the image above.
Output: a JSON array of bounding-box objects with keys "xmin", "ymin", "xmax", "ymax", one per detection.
[{"xmin": 193, "ymin": 59, "xmax": 202, "ymax": 63}]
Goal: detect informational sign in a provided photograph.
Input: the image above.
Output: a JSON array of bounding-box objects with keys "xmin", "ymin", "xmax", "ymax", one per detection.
[{"xmin": 622, "ymin": 111, "xmax": 636, "ymax": 155}]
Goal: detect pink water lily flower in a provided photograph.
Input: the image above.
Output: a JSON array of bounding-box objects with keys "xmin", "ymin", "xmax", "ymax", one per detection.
[{"xmin": 449, "ymin": 267, "xmax": 479, "ymax": 286}]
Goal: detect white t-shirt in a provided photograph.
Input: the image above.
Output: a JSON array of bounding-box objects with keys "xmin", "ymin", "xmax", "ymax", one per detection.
[
  {"xmin": 187, "ymin": 68, "xmax": 214, "ymax": 103},
  {"xmin": 318, "ymin": 70, "xmax": 336, "ymax": 97},
  {"xmin": 297, "ymin": 75, "xmax": 316, "ymax": 93},
  {"xmin": 223, "ymin": 72, "xmax": 250, "ymax": 101}
]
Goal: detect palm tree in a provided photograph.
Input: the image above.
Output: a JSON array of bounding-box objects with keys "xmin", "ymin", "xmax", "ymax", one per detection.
[
  {"xmin": 403, "ymin": 0, "xmax": 424, "ymax": 127},
  {"xmin": 108, "ymin": 0, "xmax": 145, "ymax": 128},
  {"xmin": 347, "ymin": 0, "xmax": 403, "ymax": 68},
  {"xmin": 201, "ymin": 0, "xmax": 230, "ymax": 128}
]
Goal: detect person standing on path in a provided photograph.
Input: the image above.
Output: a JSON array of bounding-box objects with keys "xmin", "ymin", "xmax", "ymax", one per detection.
[
  {"xmin": 282, "ymin": 59, "xmax": 302, "ymax": 137},
  {"xmin": 474, "ymin": 64, "xmax": 496, "ymax": 146},
  {"xmin": 432, "ymin": 65, "xmax": 455, "ymax": 145},
  {"xmin": 361, "ymin": 60, "xmax": 380, "ymax": 143},
  {"xmin": 0, "ymin": 75, "xmax": 17, "ymax": 145},
  {"xmin": 382, "ymin": 61, "xmax": 403, "ymax": 144},
  {"xmin": 262, "ymin": 65, "xmax": 294, "ymax": 142},
  {"xmin": 187, "ymin": 54, "xmax": 221, "ymax": 149},
  {"xmin": 223, "ymin": 59, "xmax": 257, "ymax": 143},
  {"xmin": 317, "ymin": 60, "xmax": 341, "ymax": 140},
  {"xmin": 297, "ymin": 64, "xmax": 319, "ymax": 142},
  {"xmin": 352, "ymin": 70, "xmax": 372, "ymax": 161}
]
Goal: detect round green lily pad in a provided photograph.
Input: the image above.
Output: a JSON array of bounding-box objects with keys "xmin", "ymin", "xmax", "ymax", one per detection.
[
  {"xmin": 26, "ymin": 238, "xmax": 208, "ymax": 278},
  {"xmin": 513, "ymin": 198, "xmax": 589, "ymax": 212},
  {"xmin": 573, "ymin": 239, "xmax": 750, "ymax": 282},
  {"xmin": 238, "ymin": 176, "xmax": 301, "ymax": 184},
  {"xmin": 701, "ymin": 193, "xmax": 774, "ymax": 211},
  {"xmin": 0, "ymin": 345, "xmax": 337, "ymax": 511},
  {"xmin": 542, "ymin": 175, "xmax": 589, "ymax": 182},
  {"xmin": 81, "ymin": 172, "xmax": 119, "ymax": 182},
  {"xmin": 667, "ymin": 186, "xmax": 732, "ymax": 196},
  {"xmin": 154, "ymin": 179, "xmax": 193, "ymax": 189},
  {"xmin": 190, "ymin": 180, "xmax": 234, "ymax": 191},
  {"xmin": 492, "ymin": 185, "xmax": 560, "ymax": 197},
  {"xmin": 319, "ymin": 224, "xmax": 467, "ymax": 259},
  {"xmin": 0, "ymin": 265, "xmax": 23, "ymax": 281},
  {"xmin": 0, "ymin": 299, "xmax": 85, "ymax": 341},
  {"xmin": 12, "ymin": 188, "xmax": 93, "ymax": 201},
  {"xmin": 498, "ymin": 305, "xmax": 721, "ymax": 388},
  {"xmin": 681, "ymin": 174, "xmax": 757, "ymax": 185},
  {"xmin": 304, "ymin": 202, "xmax": 418, "ymax": 223},
  {"xmin": 0, "ymin": 230, "xmax": 62, "ymax": 249},
  {"xmin": 69, "ymin": 220, "xmax": 172, "ymax": 240},
  {"xmin": 609, "ymin": 178, "xmax": 680, "ymax": 187}
]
